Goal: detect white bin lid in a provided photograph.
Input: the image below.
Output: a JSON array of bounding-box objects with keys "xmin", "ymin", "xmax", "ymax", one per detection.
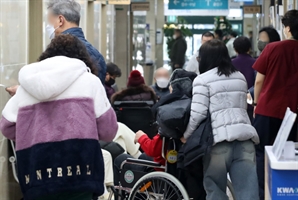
[{"xmin": 265, "ymin": 146, "xmax": 298, "ymax": 170}]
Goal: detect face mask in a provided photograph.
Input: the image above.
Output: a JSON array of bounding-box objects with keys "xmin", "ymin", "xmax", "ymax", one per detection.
[
  {"xmin": 156, "ymin": 77, "xmax": 169, "ymax": 89},
  {"xmin": 257, "ymin": 40, "xmax": 268, "ymax": 52},
  {"xmin": 46, "ymin": 24, "xmax": 59, "ymax": 40},
  {"xmin": 173, "ymin": 35, "xmax": 177, "ymax": 39},
  {"xmin": 105, "ymin": 78, "xmax": 115, "ymax": 86}
]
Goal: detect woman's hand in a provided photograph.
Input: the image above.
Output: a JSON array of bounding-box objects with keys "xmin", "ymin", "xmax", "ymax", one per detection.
[
  {"xmin": 134, "ymin": 131, "xmax": 146, "ymax": 143},
  {"xmin": 6, "ymin": 85, "xmax": 19, "ymax": 96},
  {"xmin": 180, "ymin": 137, "xmax": 187, "ymax": 144}
]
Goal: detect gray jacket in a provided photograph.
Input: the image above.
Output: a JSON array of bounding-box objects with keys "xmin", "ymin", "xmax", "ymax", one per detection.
[{"xmin": 184, "ymin": 68, "xmax": 259, "ymax": 145}]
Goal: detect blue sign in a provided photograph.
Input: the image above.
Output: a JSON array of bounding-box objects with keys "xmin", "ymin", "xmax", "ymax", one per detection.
[{"xmin": 168, "ymin": 0, "xmax": 229, "ymax": 10}]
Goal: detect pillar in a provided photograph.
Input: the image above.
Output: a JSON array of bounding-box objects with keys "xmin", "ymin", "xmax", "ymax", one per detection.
[{"xmin": 114, "ymin": 5, "xmax": 131, "ymax": 90}]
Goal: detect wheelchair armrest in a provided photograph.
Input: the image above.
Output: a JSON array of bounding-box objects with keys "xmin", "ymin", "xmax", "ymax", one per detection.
[{"xmin": 120, "ymin": 158, "xmax": 165, "ymax": 169}]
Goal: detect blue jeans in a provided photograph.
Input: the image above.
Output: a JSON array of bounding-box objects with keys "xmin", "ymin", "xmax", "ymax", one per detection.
[{"xmin": 203, "ymin": 140, "xmax": 259, "ymax": 200}]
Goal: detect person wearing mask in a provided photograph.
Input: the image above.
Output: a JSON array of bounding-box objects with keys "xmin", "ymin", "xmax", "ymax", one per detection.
[
  {"xmin": 182, "ymin": 40, "xmax": 259, "ymax": 200},
  {"xmin": 151, "ymin": 67, "xmax": 170, "ymax": 100},
  {"xmin": 111, "ymin": 70, "xmax": 157, "ymax": 104},
  {"xmin": 105, "ymin": 62, "xmax": 121, "ymax": 100},
  {"xmin": 214, "ymin": 29, "xmax": 223, "ymax": 41},
  {"xmin": 46, "ymin": 0, "xmax": 106, "ymax": 83},
  {"xmin": 170, "ymin": 29, "xmax": 187, "ymax": 70},
  {"xmin": 0, "ymin": 34, "xmax": 118, "ymax": 200},
  {"xmin": 185, "ymin": 31, "xmax": 214, "ymax": 74},
  {"xmin": 226, "ymin": 31, "xmax": 238, "ymax": 58},
  {"xmin": 252, "ymin": 10, "xmax": 298, "ymax": 200},
  {"xmin": 247, "ymin": 26, "xmax": 281, "ymax": 103}
]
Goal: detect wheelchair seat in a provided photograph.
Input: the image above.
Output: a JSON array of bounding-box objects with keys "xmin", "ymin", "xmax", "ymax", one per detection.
[{"xmin": 113, "ymin": 101, "xmax": 157, "ymax": 138}]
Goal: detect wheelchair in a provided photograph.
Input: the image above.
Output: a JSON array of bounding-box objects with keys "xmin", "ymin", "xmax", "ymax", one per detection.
[
  {"xmin": 108, "ymin": 137, "xmax": 236, "ymax": 200},
  {"xmin": 113, "ymin": 101, "xmax": 157, "ymax": 139}
]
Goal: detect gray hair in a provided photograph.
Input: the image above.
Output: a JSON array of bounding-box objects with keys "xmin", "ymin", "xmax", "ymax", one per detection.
[{"xmin": 48, "ymin": 0, "xmax": 81, "ymax": 26}]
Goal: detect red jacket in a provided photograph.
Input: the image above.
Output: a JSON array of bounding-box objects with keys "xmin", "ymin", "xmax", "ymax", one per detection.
[{"xmin": 138, "ymin": 134, "xmax": 165, "ymax": 166}]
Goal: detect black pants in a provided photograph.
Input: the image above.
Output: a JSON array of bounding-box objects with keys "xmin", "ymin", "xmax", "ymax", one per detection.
[
  {"xmin": 113, "ymin": 153, "xmax": 153, "ymax": 185},
  {"xmin": 254, "ymin": 114, "xmax": 297, "ymax": 200}
]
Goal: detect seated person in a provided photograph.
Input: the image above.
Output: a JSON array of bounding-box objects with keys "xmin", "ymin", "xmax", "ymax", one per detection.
[
  {"xmin": 105, "ymin": 62, "xmax": 122, "ymax": 100},
  {"xmin": 111, "ymin": 70, "xmax": 157, "ymax": 104},
  {"xmin": 151, "ymin": 67, "xmax": 170, "ymax": 100},
  {"xmin": 113, "ymin": 69, "xmax": 197, "ymax": 183}
]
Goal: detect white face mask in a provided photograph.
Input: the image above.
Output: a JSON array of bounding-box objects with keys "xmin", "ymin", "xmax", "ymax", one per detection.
[
  {"xmin": 156, "ymin": 77, "xmax": 169, "ymax": 88},
  {"xmin": 46, "ymin": 24, "xmax": 59, "ymax": 40},
  {"xmin": 173, "ymin": 35, "xmax": 177, "ymax": 39}
]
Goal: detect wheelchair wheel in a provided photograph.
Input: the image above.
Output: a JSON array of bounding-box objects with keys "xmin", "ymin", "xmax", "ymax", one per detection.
[
  {"xmin": 227, "ymin": 180, "xmax": 236, "ymax": 200},
  {"xmin": 129, "ymin": 172, "xmax": 189, "ymax": 200}
]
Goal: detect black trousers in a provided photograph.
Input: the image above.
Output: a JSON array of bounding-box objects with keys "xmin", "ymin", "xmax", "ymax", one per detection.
[
  {"xmin": 113, "ymin": 153, "xmax": 153, "ymax": 185},
  {"xmin": 254, "ymin": 114, "xmax": 297, "ymax": 200}
]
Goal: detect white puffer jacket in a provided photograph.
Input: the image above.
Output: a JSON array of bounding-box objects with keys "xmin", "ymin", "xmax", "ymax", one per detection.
[{"xmin": 184, "ymin": 67, "xmax": 259, "ymax": 145}]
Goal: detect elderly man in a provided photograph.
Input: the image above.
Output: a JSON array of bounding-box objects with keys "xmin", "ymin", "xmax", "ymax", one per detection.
[
  {"xmin": 46, "ymin": 0, "xmax": 106, "ymax": 83},
  {"xmin": 6, "ymin": 0, "xmax": 106, "ymax": 96},
  {"xmin": 151, "ymin": 68, "xmax": 170, "ymax": 100},
  {"xmin": 185, "ymin": 32, "xmax": 214, "ymax": 74}
]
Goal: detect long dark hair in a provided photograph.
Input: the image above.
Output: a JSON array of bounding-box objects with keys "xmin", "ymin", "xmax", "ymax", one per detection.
[
  {"xmin": 199, "ymin": 39, "xmax": 237, "ymax": 76},
  {"xmin": 38, "ymin": 34, "xmax": 98, "ymax": 76}
]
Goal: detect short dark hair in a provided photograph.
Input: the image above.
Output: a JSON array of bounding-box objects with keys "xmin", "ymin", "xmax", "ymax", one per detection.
[
  {"xmin": 281, "ymin": 9, "xmax": 298, "ymax": 40},
  {"xmin": 259, "ymin": 26, "xmax": 281, "ymax": 42},
  {"xmin": 215, "ymin": 29, "xmax": 223, "ymax": 37},
  {"xmin": 107, "ymin": 62, "xmax": 121, "ymax": 77},
  {"xmin": 233, "ymin": 36, "xmax": 251, "ymax": 54},
  {"xmin": 199, "ymin": 39, "xmax": 237, "ymax": 76},
  {"xmin": 202, "ymin": 31, "xmax": 215, "ymax": 38},
  {"xmin": 230, "ymin": 31, "xmax": 238, "ymax": 38},
  {"xmin": 38, "ymin": 34, "xmax": 98, "ymax": 76},
  {"xmin": 174, "ymin": 29, "xmax": 182, "ymax": 34}
]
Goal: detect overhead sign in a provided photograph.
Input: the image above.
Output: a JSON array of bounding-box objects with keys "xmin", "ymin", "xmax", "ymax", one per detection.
[
  {"xmin": 168, "ymin": 0, "xmax": 229, "ymax": 10},
  {"xmin": 131, "ymin": 2, "xmax": 150, "ymax": 11},
  {"xmin": 243, "ymin": 5, "xmax": 262, "ymax": 14},
  {"xmin": 108, "ymin": 0, "xmax": 131, "ymax": 5}
]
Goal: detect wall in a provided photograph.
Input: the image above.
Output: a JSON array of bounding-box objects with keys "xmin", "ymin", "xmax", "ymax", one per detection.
[{"xmin": 0, "ymin": 0, "xmax": 29, "ymax": 199}]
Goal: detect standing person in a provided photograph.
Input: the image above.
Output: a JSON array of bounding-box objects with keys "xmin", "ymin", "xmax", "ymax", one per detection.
[
  {"xmin": 0, "ymin": 34, "xmax": 118, "ymax": 200},
  {"xmin": 257, "ymin": 26, "xmax": 281, "ymax": 53},
  {"xmin": 105, "ymin": 62, "xmax": 121, "ymax": 100},
  {"xmin": 232, "ymin": 36, "xmax": 256, "ymax": 121},
  {"xmin": 232, "ymin": 36, "xmax": 255, "ymax": 89},
  {"xmin": 170, "ymin": 29, "xmax": 187, "ymax": 71},
  {"xmin": 214, "ymin": 29, "xmax": 223, "ymax": 41},
  {"xmin": 247, "ymin": 26, "xmax": 281, "ymax": 102},
  {"xmin": 151, "ymin": 67, "xmax": 170, "ymax": 100},
  {"xmin": 185, "ymin": 31, "xmax": 214, "ymax": 74},
  {"xmin": 46, "ymin": 0, "xmax": 106, "ymax": 83},
  {"xmin": 182, "ymin": 40, "xmax": 259, "ymax": 200},
  {"xmin": 226, "ymin": 31, "xmax": 238, "ymax": 58},
  {"xmin": 253, "ymin": 10, "xmax": 298, "ymax": 200}
]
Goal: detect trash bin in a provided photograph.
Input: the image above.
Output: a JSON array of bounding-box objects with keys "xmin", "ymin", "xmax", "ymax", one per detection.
[{"xmin": 265, "ymin": 145, "xmax": 298, "ymax": 200}]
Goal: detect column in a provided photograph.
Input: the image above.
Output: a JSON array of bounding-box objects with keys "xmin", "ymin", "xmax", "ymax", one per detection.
[{"xmin": 114, "ymin": 5, "xmax": 130, "ymax": 90}]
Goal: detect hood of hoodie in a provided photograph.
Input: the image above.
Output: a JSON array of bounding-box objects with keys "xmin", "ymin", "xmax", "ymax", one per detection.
[{"xmin": 19, "ymin": 56, "xmax": 88, "ymax": 101}]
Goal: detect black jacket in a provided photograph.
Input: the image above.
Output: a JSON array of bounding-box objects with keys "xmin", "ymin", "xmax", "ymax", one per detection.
[
  {"xmin": 152, "ymin": 86, "xmax": 191, "ymax": 139},
  {"xmin": 170, "ymin": 36, "xmax": 187, "ymax": 67},
  {"xmin": 151, "ymin": 84, "xmax": 170, "ymax": 100},
  {"xmin": 178, "ymin": 112, "xmax": 213, "ymax": 169}
]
